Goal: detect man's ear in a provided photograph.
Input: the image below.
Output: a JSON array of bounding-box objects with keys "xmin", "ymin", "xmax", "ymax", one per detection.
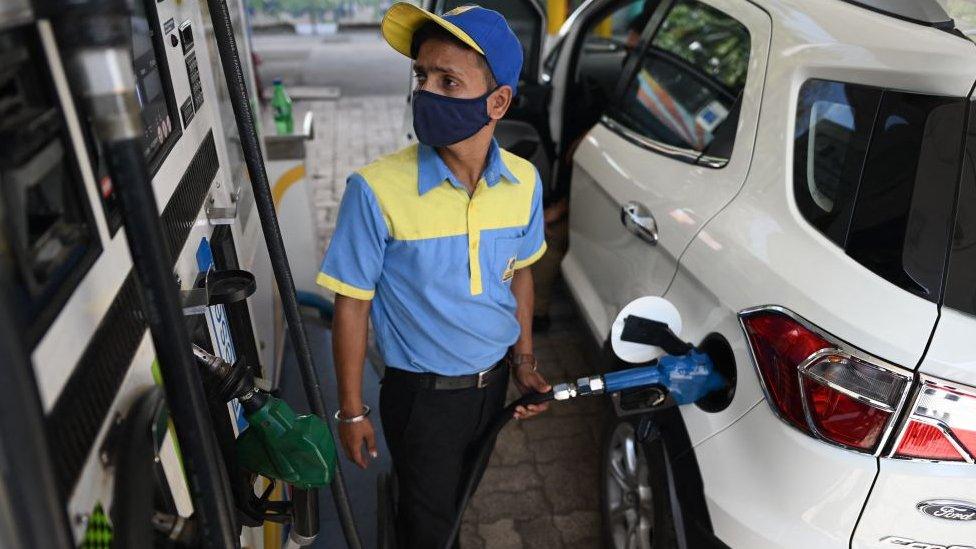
[{"xmin": 487, "ymin": 85, "xmax": 514, "ymax": 120}]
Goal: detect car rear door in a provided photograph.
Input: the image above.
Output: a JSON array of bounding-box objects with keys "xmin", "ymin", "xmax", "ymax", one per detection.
[
  {"xmin": 562, "ymin": 0, "xmax": 770, "ymax": 340},
  {"xmin": 852, "ymin": 84, "xmax": 976, "ymax": 549}
]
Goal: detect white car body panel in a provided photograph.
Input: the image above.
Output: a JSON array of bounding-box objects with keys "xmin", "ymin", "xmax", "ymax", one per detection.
[
  {"xmin": 697, "ymin": 403, "xmax": 877, "ymax": 549},
  {"xmin": 661, "ymin": 261, "xmax": 765, "ymax": 446},
  {"xmin": 852, "ymin": 458, "xmax": 976, "ymax": 549},
  {"xmin": 564, "ymin": 0, "xmax": 771, "ymax": 344},
  {"xmin": 917, "ymin": 308, "xmax": 976, "ymax": 387}
]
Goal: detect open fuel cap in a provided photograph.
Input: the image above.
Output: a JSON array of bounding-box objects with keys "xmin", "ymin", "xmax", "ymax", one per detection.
[
  {"xmin": 205, "ymin": 269, "xmax": 256, "ymax": 306},
  {"xmin": 611, "ymin": 296, "xmax": 682, "ymax": 363}
]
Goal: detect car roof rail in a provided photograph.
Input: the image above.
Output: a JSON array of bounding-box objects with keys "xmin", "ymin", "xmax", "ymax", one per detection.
[{"xmin": 842, "ymin": 0, "xmax": 954, "ymax": 29}]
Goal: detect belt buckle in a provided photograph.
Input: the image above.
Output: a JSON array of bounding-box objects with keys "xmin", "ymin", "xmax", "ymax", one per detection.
[{"xmin": 476, "ymin": 368, "xmax": 489, "ymax": 389}]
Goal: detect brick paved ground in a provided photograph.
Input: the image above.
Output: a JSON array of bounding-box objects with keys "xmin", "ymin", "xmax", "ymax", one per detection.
[{"xmin": 304, "ymin": 95, "xmax": 606, "ymax": 548}]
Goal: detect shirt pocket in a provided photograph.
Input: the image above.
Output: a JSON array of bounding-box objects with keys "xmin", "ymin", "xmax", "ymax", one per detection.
[{"xmin": 489, "ymin": 236, "xmax": 522, "ymax": 301}]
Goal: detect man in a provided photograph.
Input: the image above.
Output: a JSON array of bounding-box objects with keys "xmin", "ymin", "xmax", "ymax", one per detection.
[{"xmin": 316, "ymin": 3, "xmax": 551, "ymax": 546}]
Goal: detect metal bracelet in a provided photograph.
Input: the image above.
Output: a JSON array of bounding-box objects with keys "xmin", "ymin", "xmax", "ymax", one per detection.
[
  {"xmin": 509, "ymin": 353, "xmax": 538, "ymax": 372},
  {"xmin": 334, "ymin": 405, "xmax": 371, "ymax": 424}
]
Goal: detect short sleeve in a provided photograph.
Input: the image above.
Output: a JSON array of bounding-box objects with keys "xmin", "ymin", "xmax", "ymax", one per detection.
[
  {"xmin": 514, "ymin": 171, "xmax": 547, "ymax": 269},
  {"xmin": 317, "ymin": 174, "xmax": 389, "ymax": 300}
]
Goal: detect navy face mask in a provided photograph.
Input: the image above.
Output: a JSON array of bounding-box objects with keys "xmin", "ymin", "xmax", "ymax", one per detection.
[{"xmin": 412, "ymin": 87, "xmax": 497, "ymax": 147}]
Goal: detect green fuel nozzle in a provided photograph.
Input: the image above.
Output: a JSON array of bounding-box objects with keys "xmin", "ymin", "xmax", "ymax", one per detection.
[{"xmin": 191, "ymin": 345, "xmax": 337, "ymax": 489}]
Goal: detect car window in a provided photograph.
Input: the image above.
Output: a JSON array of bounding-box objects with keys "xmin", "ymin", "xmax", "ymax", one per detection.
[
  {"xmin": 794, "ymin": 79, "xmax": 966, "ymax": 303},
  {"xmin": 607, "ymin": 0, "xmax": 750, "ymax": 164},
  {"xmin": 440, "ymin": 0, "xmax": 542, "ymax": 79},
  {"xmin": 944, "ymin": 103, "xmax": 976, "ymax": 316},
  {"xmin": 794, "ymin": 80, "xmax": 881, "ymax": 245},
  {"xmin": 574, "ymin": 1, "xmax": 656, "ymax": 106}
]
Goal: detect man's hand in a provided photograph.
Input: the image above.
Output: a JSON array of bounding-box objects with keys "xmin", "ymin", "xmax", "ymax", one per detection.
[
  {"xmin": 512, "ymin": 363, "xmax": 551, "ymax": 420},
  {"xmin": 338, "ymin": 418, "xmax": 378, "ymax": 469}
]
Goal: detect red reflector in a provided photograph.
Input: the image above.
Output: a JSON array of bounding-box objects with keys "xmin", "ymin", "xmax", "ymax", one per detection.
[
  {"xmin": 803, "ymin": 377, "xmax": 890, "ymax": 450},
  {"xmin": 743, "ymin": 313, "xmax": 832, "ymax": 432},
  {"xmin": 894, "ymin": 421, "xmax": 965, "ymax": 461}
]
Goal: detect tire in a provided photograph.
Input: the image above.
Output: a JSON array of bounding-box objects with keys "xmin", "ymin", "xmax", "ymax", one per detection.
[{"xmin": 601, "ymin": 414, "xmax": 677, "ymax": 549}]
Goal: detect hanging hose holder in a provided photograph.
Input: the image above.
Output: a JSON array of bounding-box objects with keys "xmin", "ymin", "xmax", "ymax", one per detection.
[
  {"xmin": 205, "ymin": 194, "xmax": 239, "ymax": 226},
  {"xmin": 182, "ymin": 269, "xmax": 256, "ymax": 315}
]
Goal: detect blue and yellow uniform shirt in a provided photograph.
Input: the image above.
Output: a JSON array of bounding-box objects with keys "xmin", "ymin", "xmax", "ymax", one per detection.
[{"xmin": 318, "ymin": 140, "xmax": 547, "ymax": 376}]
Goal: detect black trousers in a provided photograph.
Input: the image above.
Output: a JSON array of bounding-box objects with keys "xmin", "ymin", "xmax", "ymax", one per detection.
[{"xmin": 380, "ymin": 366, "xmax": 509, "ymax": 549}]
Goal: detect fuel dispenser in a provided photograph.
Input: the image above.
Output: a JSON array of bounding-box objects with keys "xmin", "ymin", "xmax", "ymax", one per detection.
[{"xmin": 0, "ymin": 0, "xmax": 362, "ymax": 544}]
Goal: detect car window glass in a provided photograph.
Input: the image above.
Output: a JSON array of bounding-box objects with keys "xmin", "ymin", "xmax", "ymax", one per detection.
[
  {"xmin": 582, "ymin": 1, "xmax": 657, "ymax": 49},
  {"xmin": 608, "ymin": 0, "xmax": 750, "ymax": 162},
  {"xmin": 944, "ymin": 103, "xmax": 976, "ymax": 316},
  {"xmin": 793, "ymin": 78, "xmax": 966, "ymax": 303},
  {"xmin": 794, "ymin": 80, "xmax": 881, "ymax": 245},
  {"xmin": 440, "ymin": 0, "xmax": 541, "ymax": 79},
  {"xmin": 575, "ymin": 1, "xmax": 655, "ymax": 106},
  {"xmin": 846, "ymin": 94, "xmax": 965, "ymax": 301}
]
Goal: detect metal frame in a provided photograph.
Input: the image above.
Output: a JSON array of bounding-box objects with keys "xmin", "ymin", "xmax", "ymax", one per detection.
[{"xmin": 737, "ymin": 305, "xmax": 914, "ymax": 457}]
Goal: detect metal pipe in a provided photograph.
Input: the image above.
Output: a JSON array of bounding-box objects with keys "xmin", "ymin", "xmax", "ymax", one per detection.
[
  {"xmin": 289, "ymin": 488, "xmax": 320, "ymax": 546},
  {"xmin": 202, "ymin": 0, "xmax": 362, "ymax": 546},
  {"xmin": 0, "ymin": 284, "xmax": 72, "ymax": 549},
  {"xmin": 48, "ymin": 11, "xmax": 239, "ymax": 546}
]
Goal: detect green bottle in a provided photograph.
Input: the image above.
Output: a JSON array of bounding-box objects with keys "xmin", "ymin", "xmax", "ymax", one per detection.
[{"xmin": 271, "ymin": 78, "xmax": 293, "ymax": 135}]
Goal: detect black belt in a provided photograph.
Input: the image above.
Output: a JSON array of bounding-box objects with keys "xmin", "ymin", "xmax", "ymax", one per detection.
[{"xmin": 384, "ymin": 361, "xmax": 506, "ymax": 391}]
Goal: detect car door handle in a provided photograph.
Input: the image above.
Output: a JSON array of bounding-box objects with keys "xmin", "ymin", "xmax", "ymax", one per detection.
[{"xmin": 620, "ymin": 201, "xmax": 658, "ymax": 245}]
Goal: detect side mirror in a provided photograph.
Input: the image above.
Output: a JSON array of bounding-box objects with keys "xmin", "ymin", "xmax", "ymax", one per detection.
[{"xmin": 610, "ymin": 296, "xmax": 687, "ymax": 363}]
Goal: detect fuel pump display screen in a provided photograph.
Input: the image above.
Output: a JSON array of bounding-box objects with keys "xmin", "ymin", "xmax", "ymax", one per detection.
[{"xmin": 131, "ymin": 0, "xmax": 179, "ymax": 166}]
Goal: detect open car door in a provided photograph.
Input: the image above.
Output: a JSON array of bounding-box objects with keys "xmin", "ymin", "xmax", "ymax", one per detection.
[{"xmin": 402, "ymin": 0, "xmax": 553, "ymax": 183}]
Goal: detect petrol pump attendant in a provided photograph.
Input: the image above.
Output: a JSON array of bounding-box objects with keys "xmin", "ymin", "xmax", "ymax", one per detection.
[{"xmin": 317, "ymin": 4, "xmax": 551, "ymax": 546}]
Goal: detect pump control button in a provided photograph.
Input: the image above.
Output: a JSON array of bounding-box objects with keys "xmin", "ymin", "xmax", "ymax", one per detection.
[{"xmin": 170, "ymin": 34, "xmax": 179, "ymax": 48}]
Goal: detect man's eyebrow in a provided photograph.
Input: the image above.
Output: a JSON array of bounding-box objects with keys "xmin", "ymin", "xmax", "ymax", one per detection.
[{"xmin": 413, "ymin": 63, "xmax": 463, "ymax": 76}]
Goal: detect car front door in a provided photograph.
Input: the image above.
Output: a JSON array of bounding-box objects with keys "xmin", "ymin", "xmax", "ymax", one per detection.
[{"xmin": 561, "ymin": 0, "xmax": 770, "ymax": 340}]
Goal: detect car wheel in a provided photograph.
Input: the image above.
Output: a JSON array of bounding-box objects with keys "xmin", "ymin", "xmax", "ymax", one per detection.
[{"xmin": 601, "ymin": 417, "xmax": 676, "ymax": 549}]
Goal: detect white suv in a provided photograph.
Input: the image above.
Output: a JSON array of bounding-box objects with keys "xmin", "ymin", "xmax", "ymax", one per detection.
[{"xmin": 408, "ymin": 1, "xmax": 976, "ymax": 547}]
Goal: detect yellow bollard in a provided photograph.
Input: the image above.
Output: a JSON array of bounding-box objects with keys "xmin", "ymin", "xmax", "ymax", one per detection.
[
  {"xmin": 547, "ymin": 0, "xmax": 568, "ymax": 35},
  {"xmin": 594, "ymin": 15, "xmax": 613, "ymax": 38}
]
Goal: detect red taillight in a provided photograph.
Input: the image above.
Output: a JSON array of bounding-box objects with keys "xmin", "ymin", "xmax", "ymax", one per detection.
[
  {"xmin": 803, "ymin": 377, "xmax": 889, "ymax": 450},
  {"xmin": 743, "ymin": 313, "xmax": 830, "ymax": 431},
  {"xmin": 894, "ymin": 420, "xmax": 966, "ymax": 461},
  {"xmin": 742, "ymin": 309, "xmax": 909, "ymax": 454},
  {"xmin": 893, "ymin": 380, "xmax": 976, "ymax": 462}
]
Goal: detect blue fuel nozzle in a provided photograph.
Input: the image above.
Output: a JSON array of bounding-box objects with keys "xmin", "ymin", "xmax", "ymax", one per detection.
[
  {"xmin": 603, "ymin": 350, "xmax": 724, "ymax": 405},
  {"xmin": 556, "ymin": 350, "xmax": 725, "ymax": 406}
]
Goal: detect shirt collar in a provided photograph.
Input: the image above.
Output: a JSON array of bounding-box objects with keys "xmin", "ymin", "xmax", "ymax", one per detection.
[{"xmin": 417, "ymin": 139, "xmax": 521, "ymax": 195}]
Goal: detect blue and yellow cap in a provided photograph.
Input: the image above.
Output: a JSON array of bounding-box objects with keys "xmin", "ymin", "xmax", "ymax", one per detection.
[{"xmin": 381, "ymin": 2, "xmax": 524, "ymax": 94}]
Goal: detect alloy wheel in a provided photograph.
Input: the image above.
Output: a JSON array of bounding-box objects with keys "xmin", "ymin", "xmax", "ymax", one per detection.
[{"xmin": 605, "ymin": 421, "xmax": 654, "ymax": 549}]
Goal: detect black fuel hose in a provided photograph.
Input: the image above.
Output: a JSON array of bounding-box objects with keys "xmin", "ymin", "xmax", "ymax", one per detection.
[
  {"xmin": 443, "ymin": 391, "xmax": 556, "ymax": 549},
  {"xmin": 203, "ymin": 0, "xmax": 362, "ymax": 546}
]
